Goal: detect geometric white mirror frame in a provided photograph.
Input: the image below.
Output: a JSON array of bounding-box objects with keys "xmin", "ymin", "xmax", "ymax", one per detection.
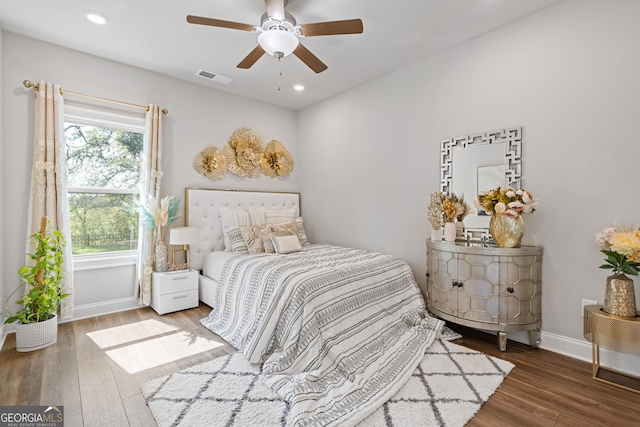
[{"xmin": 440, "ymin": 126, "xmax": 522, "ymax": 238}]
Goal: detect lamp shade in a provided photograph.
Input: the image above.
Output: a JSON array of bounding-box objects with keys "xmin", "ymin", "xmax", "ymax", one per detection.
[
  {"xmin": 169, "ymin": 227, "xmax": 200, "ymax": 245},
  {"xmin": 258, "ymin": 29, "xmax": 299, "ymax": 58}
]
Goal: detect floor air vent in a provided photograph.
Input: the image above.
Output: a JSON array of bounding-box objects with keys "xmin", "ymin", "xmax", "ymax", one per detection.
[{"xmin": 196, "ymin": 69, "xmax": 233, "ymax": 85}]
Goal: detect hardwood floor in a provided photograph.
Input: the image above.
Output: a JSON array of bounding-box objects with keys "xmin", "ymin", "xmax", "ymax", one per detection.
[
  {"xmin": 1, "ymin": 306, "xmax": 638, "ymax": 426},
  {"xmin": 0, "ymin": 305, "xmax": 234, "ymax": 427},
  {"xmin": 449, "ymin": 325, "xmax": 640, "ymax": 427}
]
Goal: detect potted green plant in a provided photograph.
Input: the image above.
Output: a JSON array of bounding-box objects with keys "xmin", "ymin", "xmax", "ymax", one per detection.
[{"xmin": 4, "ymin": 216, "xmax": 69, "ymax": 351}]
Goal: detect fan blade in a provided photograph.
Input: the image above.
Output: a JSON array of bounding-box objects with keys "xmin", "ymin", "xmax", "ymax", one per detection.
[
  {"xmin": 265, "ymin": 0, "xmax": 286, "ymax": 21},
  {"xmin": 187, "ymin": 15, "xmax": 256, "ymax": 32},
  {"xmin": 300, "ymin": 19, "xmax": 363, "ymax": 37},
  {"xmin": 293, "ymin": 44, "xmax": 327, "ymax": 73},
  {"xmin": 237, "ymin": 45, "xmax": 266, "ymax": 69}
]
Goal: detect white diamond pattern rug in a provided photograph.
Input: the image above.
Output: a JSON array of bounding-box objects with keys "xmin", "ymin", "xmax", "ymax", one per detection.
[{"xmin": 142, "ymin": 339, "xmax": 513, "ymax": 427}]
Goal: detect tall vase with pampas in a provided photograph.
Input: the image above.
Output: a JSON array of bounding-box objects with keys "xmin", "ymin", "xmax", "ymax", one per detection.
[{"xmin": 137, "ymin": 195, "xmax": 182, "ymax": 272}]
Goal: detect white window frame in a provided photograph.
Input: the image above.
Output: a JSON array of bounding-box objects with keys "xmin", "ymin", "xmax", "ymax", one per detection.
[{"xmin": 64, "ymin": 102, "xmax": 146, "ymax": 268}]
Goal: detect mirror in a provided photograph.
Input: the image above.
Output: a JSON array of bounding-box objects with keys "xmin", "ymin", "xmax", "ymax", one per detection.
[{"xmin": 440, "ymin": 127, "xmax": 522, "ymax": 234}]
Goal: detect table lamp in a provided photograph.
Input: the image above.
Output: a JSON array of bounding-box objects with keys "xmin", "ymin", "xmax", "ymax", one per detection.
[{"xmin": 168, "ymin": 227, "xmax": 200, "ymax": 270}]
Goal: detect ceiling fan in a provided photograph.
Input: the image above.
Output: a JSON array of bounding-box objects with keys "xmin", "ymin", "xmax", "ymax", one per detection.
[{"xmin": 186, "ymin": 0, "xmax": 363, "ymax": 73}]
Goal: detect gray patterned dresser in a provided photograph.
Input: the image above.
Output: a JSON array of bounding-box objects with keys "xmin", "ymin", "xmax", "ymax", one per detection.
[{"xmin": 426, "ymin": 240, "xmax": 543, "ymax": 351}]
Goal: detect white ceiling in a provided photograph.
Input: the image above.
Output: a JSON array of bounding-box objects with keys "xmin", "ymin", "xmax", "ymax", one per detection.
[{"xmin": 0, "ymin": 0, "xmax": 564, "ymax": 111}]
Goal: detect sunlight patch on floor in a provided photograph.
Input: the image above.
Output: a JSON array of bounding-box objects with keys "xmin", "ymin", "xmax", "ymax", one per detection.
[
  {"xmin": 106, "ymin": 330, "xmax": 225, "ymax": 374},
  {"xmin": 87, "ymin": 318, "xmax": 180, "ymax": 348}
]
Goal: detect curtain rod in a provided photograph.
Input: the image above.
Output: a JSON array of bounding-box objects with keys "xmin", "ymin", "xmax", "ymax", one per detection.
[{"xmin": 22, "ymin": 80, "xmax": 168, "ymax": 115}]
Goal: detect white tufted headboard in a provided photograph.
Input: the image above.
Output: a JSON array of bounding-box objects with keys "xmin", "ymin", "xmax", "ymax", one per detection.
[{"xmin": 185, "ymin": 188, "xmax": 300, "ymax": 271}]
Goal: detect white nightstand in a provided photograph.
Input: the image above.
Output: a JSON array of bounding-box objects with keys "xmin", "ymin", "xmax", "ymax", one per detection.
[{"xmin": 151, "ymin": 269, "xmax": 199, "ymax": 315}]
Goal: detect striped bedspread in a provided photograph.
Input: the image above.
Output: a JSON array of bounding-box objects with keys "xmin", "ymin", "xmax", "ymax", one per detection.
[{"xmin": 200, "ymin": 244, "xmax": 443, "ymax": 426}]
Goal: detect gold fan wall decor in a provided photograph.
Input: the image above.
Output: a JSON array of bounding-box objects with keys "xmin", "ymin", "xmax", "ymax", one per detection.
[
  {"xmin": 223, "ymin": 127, "xmax": 265, "ymax": 178},
  {"xmin": 261, "ymin": 140, "xmax": 294, "ymax": 178},
  {"xmin": 193, "ymin": 146, "xmax": 226, "ymax": 180}
]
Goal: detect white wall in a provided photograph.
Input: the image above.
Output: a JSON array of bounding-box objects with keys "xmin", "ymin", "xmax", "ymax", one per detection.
[
  {"xmin": 1, "ymin": 32, "xmax": 298, "ymax": 320},
  {"xmin": 298, "ymin": 0, "xmax": 640, "ymax": 373},
  {"xmin": 0, "ymin": 26, "xmax": 5, "ymax": 343}
]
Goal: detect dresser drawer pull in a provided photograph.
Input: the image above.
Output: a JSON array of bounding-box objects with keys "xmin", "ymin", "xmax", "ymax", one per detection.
[
  {"xmin": 171, "ymin": 276, "xmax": 188, "ymax": 281},
  {"xmin": 172, "ymin": 294, "xmax": 188, "ymax": 299}
]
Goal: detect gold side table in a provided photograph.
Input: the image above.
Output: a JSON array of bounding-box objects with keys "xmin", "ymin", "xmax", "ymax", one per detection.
[{"xmin": 583, "ymin": 305, "xmax": 640, "ymax": 394}]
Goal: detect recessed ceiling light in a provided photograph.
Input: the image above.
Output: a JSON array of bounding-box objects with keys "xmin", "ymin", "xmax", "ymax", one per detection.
[
  {"xmin": 85, "ymin": 10, "xmax": 109, "ymax": 25},
  {"xmin": 293, "ymin": 84, "xmax": 305, "ymax": 91}
]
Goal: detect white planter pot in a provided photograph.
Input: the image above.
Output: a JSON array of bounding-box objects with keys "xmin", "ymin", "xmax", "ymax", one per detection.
[
  {"xmin": 15, "ymin": 314, "xmax": 58, "ymax": 352},
  {"xmin": 430, "ymin": 228, "xmax": 442, "ymax": 241}
]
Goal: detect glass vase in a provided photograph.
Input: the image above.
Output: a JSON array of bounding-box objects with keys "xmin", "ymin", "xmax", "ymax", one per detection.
[
  {"xmin": 489, "ymin": 214, "xmax": 524, "ymax": 248},
  {"xmin": 154, "ymin": 240, "xmax": 168, "ymax": 272},
  {"xmin": 603, "ymin": 273, "xmax": 638, "ymax": 317}
]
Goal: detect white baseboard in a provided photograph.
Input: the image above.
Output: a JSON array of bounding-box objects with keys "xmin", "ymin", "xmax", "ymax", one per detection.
[
  {"xmin": 508, "ymin": 330, "xmax": 640, "ymax": 377},
  {"xmin": 1, "ymin": 297, "xmax": 142, "ymax": 339},
  {"xmin": 69, "ymin": 297, "xmax": 141, "ymax": 322}
]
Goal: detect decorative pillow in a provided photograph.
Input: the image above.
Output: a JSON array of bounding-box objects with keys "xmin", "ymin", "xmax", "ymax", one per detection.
[
  {"xmin": 261, "ymin": 229, "xmax": 295, "ymax": 253},
  {"xmin": 240, "ymin": 224, "xmax": 269, "ymax": 253},
  {"xmin": 265, "ymin": 208, "xmax": 297, "ymax": 225},
  {"xmin": 219, "ymin": 207, "xmax": 266, "ymax": 251},
  {"xmin": 269, "ymin": 220, "xmax": 302, "ymax": 246},
  {"xmin": 222, "ymin": 225, "xmax": 249, "ymax": 253},
  {"xmin": 295, "ymin": 217, "xmax": 310, "ymax": 246},
  {"xmin": 271, "ymin": 235, "xmax": 303, "ymax": 254}
]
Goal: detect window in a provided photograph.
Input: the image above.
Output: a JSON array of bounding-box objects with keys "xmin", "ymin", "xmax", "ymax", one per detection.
[{"xmin": 64, "ymin": 104, "xmax": 145, "ymax": 255}]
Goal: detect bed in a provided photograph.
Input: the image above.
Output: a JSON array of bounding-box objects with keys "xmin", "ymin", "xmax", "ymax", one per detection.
[{"xmin": 185, "ymin": 188, "xmax": 443, "ymax": 426}]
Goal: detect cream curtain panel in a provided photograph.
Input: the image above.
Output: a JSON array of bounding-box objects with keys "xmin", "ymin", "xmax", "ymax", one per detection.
[
  {"xmin": 136, "ymin": 104, "xmax": 164, "ymax": 306},
  {"xmin": 27, "ymin": 81, "xmax": 74, "ymax": 320}
]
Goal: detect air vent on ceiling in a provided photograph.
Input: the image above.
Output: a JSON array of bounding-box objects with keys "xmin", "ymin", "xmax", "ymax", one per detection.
[{"xmin": 196, "ymin": 69, "xmax": 233, "ymax": 85}]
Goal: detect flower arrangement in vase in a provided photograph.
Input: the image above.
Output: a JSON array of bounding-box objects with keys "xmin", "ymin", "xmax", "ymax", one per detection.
[
  {"xmin": 475, "ymin": 186, "xmax": 537, "ymax": 248},
  {"xmin": 428, "ymin": 192, "xmax": 468, "ymax": 242},
  {"xmin": 595, "ymin": 226, "xmax": 639, "ymax": 317},
  {"xmin": 138, "ymin": 195, "xmax": 182, "ymax": 271}
]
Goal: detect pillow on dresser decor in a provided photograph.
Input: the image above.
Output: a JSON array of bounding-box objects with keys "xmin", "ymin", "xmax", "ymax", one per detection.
[{"xmin": 219, "ymin": 207, "xmax": 266, "ymax": 251}]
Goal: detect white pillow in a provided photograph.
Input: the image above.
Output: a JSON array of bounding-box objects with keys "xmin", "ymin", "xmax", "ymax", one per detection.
[
  {"xmin": 271, "ymin": 234, "xmax": 302, "ymax": 254},
  {"xmin": 265, "ymin": 208, "xmax": 297, "ymax": 224},
  {"xmin": 222, "ymin": 225, "xmax": 249, "ymax": 253},
  {"xmin": 219, "ymin": 207, "xmax": 265, "ymax": 251}
]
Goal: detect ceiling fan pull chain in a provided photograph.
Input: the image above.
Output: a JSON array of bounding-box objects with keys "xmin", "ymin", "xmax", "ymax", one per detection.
[{"xmin": 278, "ymin": 69, "xmax": 282, "ymax": 92}]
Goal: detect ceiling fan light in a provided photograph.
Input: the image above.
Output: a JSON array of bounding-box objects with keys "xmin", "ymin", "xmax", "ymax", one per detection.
[
  {"xmin": 258, "ymin": 29, "xmax": 299, "ymax": 58},
  {"xmin": 84, "ymin": 10, "xmax": 109, "ymax": 25}
]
